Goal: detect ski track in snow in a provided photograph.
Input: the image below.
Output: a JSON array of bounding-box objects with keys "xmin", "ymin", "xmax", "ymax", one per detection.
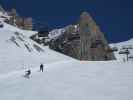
[{"xmin": 0, "ymin": 60, "xmax": 74, "ymax": 80}]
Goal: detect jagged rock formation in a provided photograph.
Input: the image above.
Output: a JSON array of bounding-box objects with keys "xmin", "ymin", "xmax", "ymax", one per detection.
[
  {"xmin": 49, "ymin": 12, "xmax": 115, "ymax": 61},
  {"xmin": 78, "ymin": 12, "xmax": 115, "ymax": 60},
  {"xmin": 8, "ymin": 8, "xmax": 17, "ymax": 26},
  {"xmin": 6, "ymin": 8, "xmax": 33, "ymax": 30}
]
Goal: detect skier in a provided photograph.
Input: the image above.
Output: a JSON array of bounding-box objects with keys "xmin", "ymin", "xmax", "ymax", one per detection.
[
  {"xmin": 40, "ymin": 64, "xmax": 44, "ymax": 72},
  {"xmin": 24, "ymin": 69, "xmax": 31, "ymax": 78}
]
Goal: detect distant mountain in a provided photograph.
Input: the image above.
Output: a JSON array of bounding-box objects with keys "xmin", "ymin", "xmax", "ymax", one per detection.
[{"xmin": 48, "ymin": 12, "xmax": 115, "ymax": 61}]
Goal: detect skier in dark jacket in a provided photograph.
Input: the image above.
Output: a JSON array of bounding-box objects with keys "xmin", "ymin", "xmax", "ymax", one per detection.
[
  {"xmin": 40, "ymin": 64, "xmax": 44, "ymax": 72},
  {"xmin": 25, "ymin": 69, "xmax": 31, "ymax": 78}
]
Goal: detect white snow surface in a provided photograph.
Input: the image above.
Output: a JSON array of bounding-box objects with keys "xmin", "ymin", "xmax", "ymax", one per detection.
[
  {"xmin": 1, "ymin": 61, "xmax": 133, "ymax": 100},
  {"xmin": 0, "ymin": 22, "xmax": 133, "ymax": 100},
  {"xmin": 49, "ymin": 28, "xmax": 65, "ymax": 40}
]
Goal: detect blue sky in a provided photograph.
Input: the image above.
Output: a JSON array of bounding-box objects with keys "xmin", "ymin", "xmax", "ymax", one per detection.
[{"xmin": 0, "ymin": 0, "xmax": 133, "ymax": 43}]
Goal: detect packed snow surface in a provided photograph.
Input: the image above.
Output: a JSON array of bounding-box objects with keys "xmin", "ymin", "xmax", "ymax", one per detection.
[
  {"xmin": 0, "ymin": 61, "xmax": 133, "ymax": 100},
  {"xmin": 0, "ymin": 22, "xmax": 133, "ymax": 100}
]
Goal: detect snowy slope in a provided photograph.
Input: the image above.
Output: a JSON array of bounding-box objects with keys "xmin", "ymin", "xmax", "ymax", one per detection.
[
  {"xmin": 110, "ymin": 39, "xmax": 133, "ymax": 61},
  {"xmin": 0, "ymin": 22, "xmax": 73, "ymax": 74},
  {"xmin": 2, "ymin": 22, "xmax": 37, "ymax": 37},
  {"xmin": 0, "ymin": 60, "xmax": 133, "ymax": 100}
]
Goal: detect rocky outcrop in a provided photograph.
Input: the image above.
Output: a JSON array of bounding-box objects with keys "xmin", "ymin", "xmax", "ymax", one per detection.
[
  {"xmin": 49, "ymin": 12, "xmax": 115, "ymax": 61},
  {"xmin": 78, "ymin": 12, "xmax": 115, "ymax": 60},
  {"xmin": 7, "ymin": 8, "xmax": 33, "ymax": 30}
]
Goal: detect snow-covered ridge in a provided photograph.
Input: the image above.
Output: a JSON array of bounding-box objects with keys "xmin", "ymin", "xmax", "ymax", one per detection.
[
  {"xmin": 110, "ymin": 38, "xmax": 133, "ymax": 61},
  {"xmin": 2, "ymin": 22, "xmax": 37, "ymax": 37},
  {"xmin": 48, "ymin": 25, "xmax": 78, "ymax": 40},
  {"xmin": 49, "ymin": 28, "xmax": 65, "ymax": 40},
  {"xmin": 0, "ymin": 22, "xmax": 43, "ymax": 53}
]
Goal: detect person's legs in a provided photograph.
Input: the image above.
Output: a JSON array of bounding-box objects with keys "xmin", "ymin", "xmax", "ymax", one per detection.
[
  {"xmin": 42, "ymin": 67, "xmax": 43, "ymax": 72},
  {"xmin": 41, "ymin": 66, "xmax": 43, "ymax": 72}
]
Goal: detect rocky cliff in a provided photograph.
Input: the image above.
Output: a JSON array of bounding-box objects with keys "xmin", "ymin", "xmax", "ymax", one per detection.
[{"xmin": 49, "ymin": 12, "xmax": 115, "ymax": 61}]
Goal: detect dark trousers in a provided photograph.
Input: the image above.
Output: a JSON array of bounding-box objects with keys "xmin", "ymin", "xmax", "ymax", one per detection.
[{"xmin": 40, "ymin": 67, "xmax": 43, "ymax": 72}]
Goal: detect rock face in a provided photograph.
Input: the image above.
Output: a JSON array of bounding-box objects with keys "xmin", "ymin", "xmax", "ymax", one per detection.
[
  {"xmin": 49, "ymin": 12, "xmax": 116, "ymax": 61},
  {"xmin": 5, "ymin": 8, "xmax": 33, "ymax": 30},
  {"xmin": 78, "ymin": 12, "xmax": 115, "ymax": 60}
]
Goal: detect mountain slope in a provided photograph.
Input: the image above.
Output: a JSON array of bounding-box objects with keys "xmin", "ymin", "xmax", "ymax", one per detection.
[
  {"xmin": 0, "ymin": 22, "xmax": 73, "ymax": 74},
  {"xmin": 110, "ymin": 39, "xmax": 133, "ymax": 61},
  {"xmin": 0, "ymin": 60, "xmax": 133, "ymax": 100}
]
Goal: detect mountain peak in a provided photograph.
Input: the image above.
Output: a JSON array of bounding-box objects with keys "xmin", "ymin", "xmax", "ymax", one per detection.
[{"xmin": 80, "ymin": 11, "xmax": 92, "ymax": 21}]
